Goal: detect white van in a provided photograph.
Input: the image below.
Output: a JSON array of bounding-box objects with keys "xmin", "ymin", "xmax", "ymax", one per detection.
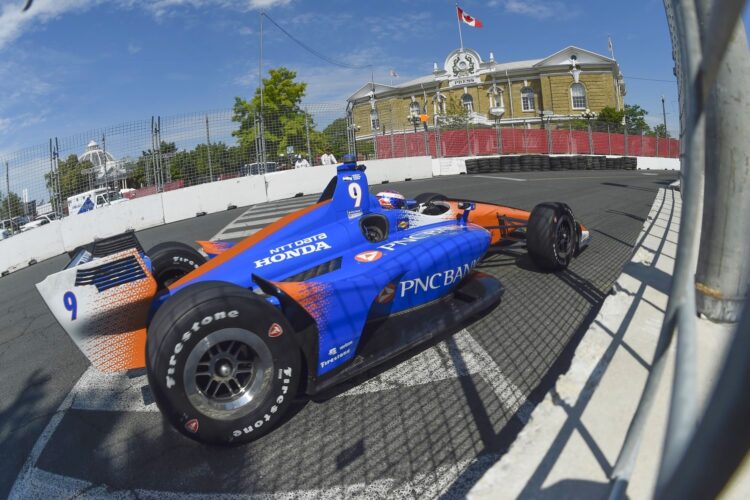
[{"xmin": 67, "ymin": 188, "xmax": 128, "ymax": 215}]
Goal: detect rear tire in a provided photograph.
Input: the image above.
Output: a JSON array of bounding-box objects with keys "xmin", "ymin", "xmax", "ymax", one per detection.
[
  {"xmin": 146, "ymin": 281, "xmax": 301, "ymax": 445},
  {"xmin": 526, "ymin": 202, "xmax": 576, "ymax": 271},
  {"xmin": 148, "ymin": 241, "xmax": 206, "ymax": 289}
]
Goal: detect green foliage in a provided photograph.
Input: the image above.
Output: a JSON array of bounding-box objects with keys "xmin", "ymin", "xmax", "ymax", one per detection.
[
  {"xmin": 45, "ymin": 154, "xmax": 95, "ymax": 213},
  {"xmin": 651, "ymin": 123, "xmax": 671, "ymax": 138},
  {"xmin": 593, "ymin": 104, "xmax": 651, "ymax": 134},
  {"xmin": 322, "ymin": 117, "xmax": 349, "ymax": 158},
  {"xmin": 440, "ymin": 95, "xmax": 469, "ymax": 128},
  {"xmin": 0, "ymin": 191, "xmax": 23, "ymax": 220},
  {"xmin": 624, "ymin": 104, "xmax": 650, "ymax": 134},
  {"xmin": 232, "ymin": 67, "xmax": 325, "ymax": 161},
  {"xmin": 595, "ymin": 106, "xmax": 624, "ymax": 125}
]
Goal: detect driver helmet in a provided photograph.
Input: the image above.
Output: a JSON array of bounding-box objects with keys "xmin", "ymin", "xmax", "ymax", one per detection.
[{"xmin": 376, "ymin": 191, "xmax": 406, "ymax": 209}]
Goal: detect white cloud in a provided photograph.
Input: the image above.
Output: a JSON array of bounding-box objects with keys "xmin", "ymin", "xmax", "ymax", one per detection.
[
  {"xmin": 0, "ymin": 0, "xmax": 295, "ymax": 50},
  {"xmin": 127, "ymin": 42, "xmax": 141, "ymax": 54},
  {"xmin": 0, "ymin": 0, "xmax": 100, "ymax": 51},
  {"xmin": 488, "ymin": 0, "xmax": 573, "ymax": 20}
]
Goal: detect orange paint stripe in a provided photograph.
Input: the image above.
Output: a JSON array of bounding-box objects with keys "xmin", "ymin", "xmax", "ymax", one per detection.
[{"xmin": 169, "ymin": 199, "xmax": 330, "ymax": 290}]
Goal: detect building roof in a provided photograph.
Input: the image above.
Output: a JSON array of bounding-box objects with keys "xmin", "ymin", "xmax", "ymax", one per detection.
[{"xmin": 347, "ymin": 46, "xmax": 618, "ymax": 103}]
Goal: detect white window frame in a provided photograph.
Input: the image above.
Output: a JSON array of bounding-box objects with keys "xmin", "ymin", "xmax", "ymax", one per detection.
[
  {"xmin": 571, "ymin": 83, "xmax": 587, "ymax": 110},
  {"xmin": 520, "ymin": 87, "xmax": 535, "ymax": 112}
]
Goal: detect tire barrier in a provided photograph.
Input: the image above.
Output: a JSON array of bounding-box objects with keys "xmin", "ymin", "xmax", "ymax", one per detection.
[{"xmin": 465, "ymin": 155, "xmax": 638, "ymax": 175}]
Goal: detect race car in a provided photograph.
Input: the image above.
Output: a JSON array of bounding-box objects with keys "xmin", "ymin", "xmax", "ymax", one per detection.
[{"xmin": 36, "ymin": 155, "xmax": 590, "ymax": 445}]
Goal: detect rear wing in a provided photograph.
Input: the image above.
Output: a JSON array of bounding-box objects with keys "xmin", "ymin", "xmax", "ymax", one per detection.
[{"xmin": 36, "ymin": 231, "xmax": 157, "ymax": 372}]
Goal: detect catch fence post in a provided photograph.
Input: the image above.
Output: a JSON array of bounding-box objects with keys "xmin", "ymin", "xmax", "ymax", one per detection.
[{"xmin": 205, "ymin": 115, "xmax": 213, "ymax": 181}]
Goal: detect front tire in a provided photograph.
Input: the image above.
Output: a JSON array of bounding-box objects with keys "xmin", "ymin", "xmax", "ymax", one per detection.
[
  {"xmin": 146, "ymin": 281, "xmax": 301, "ymax": 445},
  {"xmin": 526, "ymin": 202, "xmax": 577, "ymax": 271},
  {"xmin": 147, "ymin": 241, "xmax": 206, "ymax": 289}
]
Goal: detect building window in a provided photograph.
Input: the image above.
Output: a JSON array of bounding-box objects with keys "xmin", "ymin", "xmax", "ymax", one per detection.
[
  {"xmin": 433, "ymin": 93, "xmax": 446, "ymax": 115},
  {"xmin": 409, "ymin": 99, "xmax": 420, "ymax": 117},
  {"xmin": 571, "ymin": 83, "xmax": 587, "ymax": 109},
  {"xmin": 521, "ymin": 87, "xmax": 535, "ymax": 112},
  {"xmin": 462, "ymin": 93, "xmax": 474, "ymax": 113},
  {"xmin": 370, "ymin": 108, "xmax": 380, "ymax": 131}
]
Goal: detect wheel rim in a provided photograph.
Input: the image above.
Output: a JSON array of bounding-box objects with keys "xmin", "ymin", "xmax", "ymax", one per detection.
[
  {"xmin": 556, "ymin": 218, "xmax": 574, "ymax": 259},
  {"xmin": 183, "ymin": 328, "xmax": 273, "ymax": 420}
]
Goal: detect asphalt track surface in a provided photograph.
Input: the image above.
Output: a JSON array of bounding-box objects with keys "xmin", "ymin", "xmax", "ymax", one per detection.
[{"xmin": 1, "ymin": 169, "xmax": 677, "ymax": 498}]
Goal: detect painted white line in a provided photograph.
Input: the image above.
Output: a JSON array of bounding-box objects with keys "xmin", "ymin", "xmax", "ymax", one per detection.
[
  {"xmin": 215, "ymin": 228, "xmax": 261, "ymax": 240},
  {"xmin": 338, "ymin": 329, "xmax": 531, "ymax": 419},
  {"xmin": 641, "ymin": 173, "xmax": 658, "ymax": 176},
  {"xmin": 69, "ymin": 368, "xmax": 157, "ymax": 412},
  {"xmin": 20, "ymin": 454, "xmax": 500, "ymax": 499},
  {"xmin": 9, "ymin": 369, "xmax": 90, "ymax": 499},
  {"xmin": 472, "ymin": 175, "xmax": 527, "ymax": 182},
  {"xmin": 222, "ymin": 215, "xmax": 289, "ymax": 231}
]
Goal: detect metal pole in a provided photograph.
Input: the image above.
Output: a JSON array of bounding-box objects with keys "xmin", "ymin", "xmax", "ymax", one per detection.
[
  {"xmin": 495, "ymin": 119, "xmax": 503, "ymax": 155},
  {"xmin": 662, "ymin": 94, "xmax": 668, "ymax": 132},
  {"xmin": 465, "ymin": 120, "xmax": 471, "ymax": 156},
  {"xmin": 587, "ymin": 121, "xmax": 593, "ymax": 153},
  {"xmin": 609, "ymin": 0, "xmax": 707, "ymax": 497},
  {"xmin": 102, "ymin": 134, "xmax": 111, "ymax": 197},
  {"xmin": 624, "ymin": 118, "xmax": 629, "ymax": 156},
  {"xmin": 55, "ymin": 138, "xmax": 62, "ymax": 215},
  {"xmin": 205, "ymin": 115, "xmax": 213, "ymax": 182},
  {"xmin": 695, "ymin": 17, "xmax": 750, "ymax": 322},
  {"xmin": 608, "ymin": 124, "xmax": 612, "ymax": 155},
  {"xmin": 258, "ymin": 12, "xmax": 266, "ymax": 170},
  {"xmin": 656, "ymin": 128, "xmax": 660, "ymax": 156},
  {"xmin": 304, "ymin": 106, "xmax": 312, "ymax": 164},
  {"xmin": 5, "ymin": 161, "xmax": 11, "ymax": 220}
]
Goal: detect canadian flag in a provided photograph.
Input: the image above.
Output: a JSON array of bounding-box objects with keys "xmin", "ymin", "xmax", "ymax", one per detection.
[{"xmin": 457, "ymin": 6, "xmax": 483, "ymax": 28}]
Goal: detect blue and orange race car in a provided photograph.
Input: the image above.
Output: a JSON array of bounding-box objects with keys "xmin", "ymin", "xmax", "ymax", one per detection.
[{"xmin": 37, "ymin": 156, "xmax": 589, "ymax": 444}]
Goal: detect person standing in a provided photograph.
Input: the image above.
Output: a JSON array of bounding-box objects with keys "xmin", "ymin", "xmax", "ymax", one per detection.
[
  {"xmin": 294, "ymin": 155, "xmax": 311, "ymax": 169},
  {"xmin": 321, "ymin": 149, "xmax": 337, "ymax": 165}
]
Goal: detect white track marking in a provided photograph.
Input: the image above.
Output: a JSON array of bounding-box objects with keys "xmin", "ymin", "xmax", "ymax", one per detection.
[
  {"xmin": 19, "ymin": 454, "xmax": 501, "ymax": 499},
  {"xmin": 471, "ymin": 175, "xmax": 527, "ymax": 182},
  {"xmin": 339, "ymin": 329, "xmax": 532, "ymax": 420}
]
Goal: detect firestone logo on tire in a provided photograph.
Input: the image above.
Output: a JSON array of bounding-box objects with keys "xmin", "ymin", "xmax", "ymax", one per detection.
[
  {"xmin": 185, "ymin": 418, "xmax": 199, "ymax": 433},
  {"xmin": 355, "ymin": 250, "xmax": 382, "ymax": 263},
  {"xmin": 268, "ymin": 323, "xmax": 283, "ymax": 338}
]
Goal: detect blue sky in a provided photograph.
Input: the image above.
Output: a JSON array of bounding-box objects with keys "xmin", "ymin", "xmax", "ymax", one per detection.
[{"xmin": 0, "ymin": 0, "xmax": 747, "ymax": 157}]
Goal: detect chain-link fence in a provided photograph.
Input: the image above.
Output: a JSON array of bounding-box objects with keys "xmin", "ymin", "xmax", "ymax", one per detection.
[
  {"xmin": 0, "ymin": 103, "xmax": 348, "ymax": 229},
  {"xmin": 366, "ymin": 118, "xmax": 679, "ymax": 159},
  {"xmin": 0, "ymin": 100, "xmax": 679, "ymax": 232}
]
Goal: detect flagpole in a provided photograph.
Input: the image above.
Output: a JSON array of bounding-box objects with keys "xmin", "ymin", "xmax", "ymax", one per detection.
[
  {"xmin": 456, "ymin": 3, "xmax": 464, "ymax": 51},
  {"xmin": 608, "ymin": 34, "xmax": 616, "ymax": 60}
]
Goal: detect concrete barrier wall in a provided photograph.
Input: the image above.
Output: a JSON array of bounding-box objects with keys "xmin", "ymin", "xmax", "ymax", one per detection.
[
  {"xmin": 364, "ymin": 156, "xmax": 433, "ymax": 184},
  {"xmin": 162, "ymin": 175, "xmax": 267, "ymax": 223},
  {"xmin": 61, "ymin": 195, "xmax": 166, "ymax": 252},
  {"xmin": 0, "ymin": 154, "xmax": 676, "ymax": 274},
  {"xmin": 636, "ymin": 156, "xmax": 680, "ymax": 170},
  {"xmin": 264, "ymin": 166, "xmax": 337, "ymax": 202},
  {"xmin": 0, "ymin": 220, "xmax": 66, "ymax": 272}
]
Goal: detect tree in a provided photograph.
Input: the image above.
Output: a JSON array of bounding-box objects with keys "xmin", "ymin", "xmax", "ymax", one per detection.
[
  {"xmin": 595, "ymin": 106, "xmax": 624, "ymax": 125},
  {"xmin": 0, "ymin": 191, "xmax": 23, "ymax": 220},
  {"xmin": 232, "ymin": 67, "xmax": 323, "ymax": 161},
  {"xmin": 439, "ymin": 94, "xmax": 469, "ymax": 128},
  {"xmin": 45, "ymin": 154, "xmax": 94, "ymax": 213},
  {"xmin": 623, "ymin": 104, "xmax": 650, "ymax": 134},
  {"xmin": 128, "ymin": 141, "xmax": 177, "ymax": 187},
  {"xmin": 322, "ymin": 118, "xmax": 349, "ymax": 158},
  {"xmin": 652, "ymin": 123, "xmax": 671, "ymax": 138}
]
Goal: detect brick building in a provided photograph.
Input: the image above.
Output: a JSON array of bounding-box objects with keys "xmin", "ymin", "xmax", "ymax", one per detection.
[{"xmin": 347, "ymin": 46, "xmax": 626, "ymax": 139}]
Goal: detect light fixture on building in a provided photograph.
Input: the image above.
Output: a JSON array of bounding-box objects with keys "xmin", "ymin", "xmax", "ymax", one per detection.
[{"xmin": 488, "ymin": 83, "xmax": 505, "ymax": 117}]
